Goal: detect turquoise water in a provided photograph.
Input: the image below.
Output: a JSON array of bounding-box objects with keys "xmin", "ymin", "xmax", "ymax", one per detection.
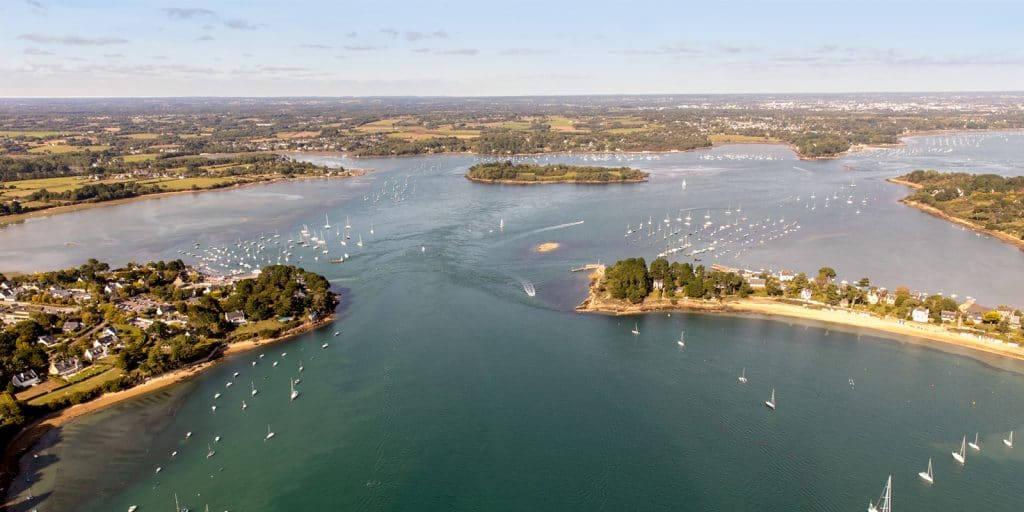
[{"xmin": 4, "ymin": 133, "xmax": 1024, "ymax": 511}]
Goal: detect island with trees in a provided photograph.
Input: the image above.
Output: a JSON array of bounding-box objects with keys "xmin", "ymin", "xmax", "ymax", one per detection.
[
  {"xmin": 0, "ymin": 259, "xmax": 338, "ymax": 476},
  {"xmin": 465, "ymin": 161, "xmax": 649, "ymax": 184},
  {"xmin": 578, "ymin": 257, "xmax": 1024, "ymax": 359},
  {"xmin": 890, "ymin": 170, "xmax": 1024, "ymax": 250}
]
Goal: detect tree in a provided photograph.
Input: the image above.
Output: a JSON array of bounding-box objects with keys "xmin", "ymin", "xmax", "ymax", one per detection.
[
  {"xmin": 649, "ymin": 257, "xmax": 670, "ymax": 283},
  {"xmin": 605, "ymin": 258, "xmax": 649, "ymax": 304},
  {"xmin": 857, "ymin": 277, "xmax": 870, "ymax": 288},
  {"xmin": 983, "ymin": 311, "xmax": 1002, "ymax": 324}
]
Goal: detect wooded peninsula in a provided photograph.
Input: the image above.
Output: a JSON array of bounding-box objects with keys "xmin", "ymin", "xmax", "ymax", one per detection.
[
  {"xmin": 465, "ymin": 161, "xmax": 648, "ymax": 184},
  {"xmin": 891, "ymin": 170, "xmax": 1024, "ymax": 249}
]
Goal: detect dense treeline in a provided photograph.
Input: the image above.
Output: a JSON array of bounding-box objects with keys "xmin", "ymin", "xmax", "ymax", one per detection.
[
  {"xmin": 467, "ymin": 161, "xmax": 648, "ymax": 183},
  {"xmin": 601, "ymin": 257, "xmax": 751, "ymax": 303},
  {"xmin": 898, "ymin": 170, "xmax": 1024, "ymax": 238},
  {"xmin": 27, "ymin": 181, "xmax": 162, "ymax": 203}
]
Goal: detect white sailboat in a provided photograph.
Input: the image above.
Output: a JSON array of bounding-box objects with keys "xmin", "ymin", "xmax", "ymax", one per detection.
[
  {"xmin": 681, "ymin": 179, "xmax": 687, "ymax": 190},
  {"xmin": 677, "ymin": 330, "xmax": 685, "ymax": 348},
  {"xmin": 867, "ymin": 475, "xmax": 892, "ymax": 512},
  {"xmin": 324, "ymin": 213, "xmax": 331, "ymax": 230},
  {"xmin": 1004, "ymin": 430, "xmax": 1014, "ymax": 448},
  {"xmin": 241, "ymin": 400, "xmax": 247, "ymax": 410},
  {"xmin": 357, "ymin": 234, "xmax": 363, "ymax": 247},
  {"xmin": 631, "ymin": 322, "xmax": 639, "ymax": 336},
  {"xmin": 345, "ymin": 216, "xmax": 351, "ymax": 229},
  {"xmin": 765, "ymin": 388, "xmax": 776, "ymax": 410},
  {"xmin": 290, "ymin": 379, "xmax": 300, "ymax": 401},
  {"xmin": 738, "ymin": 367, "xmax": 748, "ymax": 384},
  {"xmin": 968, "ymin": 432, "xmax": 980, "ymax": 451},
  {"xmin": 265, "ymin": 424, "xmax": 275, "ymax": 441},
  {"xmin": 918, "ymin": 458, "xmax": 934, "ymax": 484},
  {"xmin": 251, "ymin": 380, "xmax": 258, "ymax": 397},
  {"xmin": 206, "ymin": 443, "xmax": 216, "ymax": 459},
  {"xmin": 952, "ymin": 435, "xmax": 966, "ymax": 464}
]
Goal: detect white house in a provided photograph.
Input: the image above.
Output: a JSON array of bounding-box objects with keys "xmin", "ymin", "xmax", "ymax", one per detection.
[
  {"xmin": 84, "ymin": 344, "xmax": 110, "ymax": 361},
  {"xmin": 49, "ymin": 357, "xmax": 83, "ymax": 378},
  {"xmin": 911, "ymin": 307, "xmax": 931, "ymax": 323},
  {"xmin": 12, "ymin": 369, "xmax": 40, "ymax": 388},
  {"xmin": 225, "ymin": 311, "xmax": 247, "ymax": 325},
  {"xmin": 0, "ymin": 289, "xmax": 16, "ymax": 302},
  {"xmin": 652, "ymin": 279, "xmax": 665, "ymax": 290},
  {"xmin": 36, "ymin": 335, "xmax": 58, "ymax": 348},
  {"xmin": 866, "ymin": 290, "xmax": 879, "ymax": 305},
  {"xmin": 799, "ymin": 288, "xmax": 813, "ymax": 301},
  {"xmin": 777, "ymin": 270, "xmax": 795, "ymax": 282},
  {"xmin": 747, "ymin": 278, "xmax": 766, "ymax": 289}
]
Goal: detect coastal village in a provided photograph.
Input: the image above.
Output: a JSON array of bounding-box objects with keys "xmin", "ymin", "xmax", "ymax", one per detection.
[
  {"xmin": 0, "ymin": 260, "xmax": 337, "ymax": 438},
  {"xmin": 581, "ymin": 257, "xmax": 1024, "ymax": 353}
]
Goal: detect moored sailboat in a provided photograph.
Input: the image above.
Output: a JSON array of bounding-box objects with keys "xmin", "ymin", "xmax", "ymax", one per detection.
[
  {"xmin": 765, "ymin": 388, "xmax": 776, "ymax": 410},
  {"xmin": 867, "ymin": 475, "xmax": 892, "ymax": 512},
  {"xmin": 918, "ymin": 458, "xmax": 933, "ymax": 484},
  {"xmin": 952, "ymin": 435, "xmax": 966, "ymax": 464}
]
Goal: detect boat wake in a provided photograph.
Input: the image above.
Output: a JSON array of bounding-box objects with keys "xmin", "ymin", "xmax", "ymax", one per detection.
[
  {"xmin": 529, "ymin": 220, "xmax": 584, "ymax": 235},
  {"xmin": 521, "ymin": 281, "xmax": 536, "ymax": 297}
]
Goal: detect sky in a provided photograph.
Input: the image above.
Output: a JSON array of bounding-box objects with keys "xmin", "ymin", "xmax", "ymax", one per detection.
[{"xmin": 2, "ymin": 0, "xmax": 1023, "ymax": 97}]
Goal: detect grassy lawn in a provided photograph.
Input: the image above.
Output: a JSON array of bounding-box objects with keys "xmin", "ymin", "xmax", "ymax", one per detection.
[
  {"xmin": 228, "ymin": 319, "xmax": 285, "ymax": 339},
  {"xmin": 125, "ymin": 133, "xmax": 159, "ymax": 140},
  {"xmin": 28, "ymin": 367, "xmax": 123, "ymax": 406}
]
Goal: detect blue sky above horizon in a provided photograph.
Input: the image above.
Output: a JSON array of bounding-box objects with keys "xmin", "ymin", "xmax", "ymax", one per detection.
[{"xmin": 2, "ymin": 0, "xmax": 1023, "ymax": 97}]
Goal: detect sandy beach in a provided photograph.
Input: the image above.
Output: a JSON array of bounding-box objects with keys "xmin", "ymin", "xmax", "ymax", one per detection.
[{"xmin": 577, "ymin": 266, "xmax": 1024, "ymax": 362}]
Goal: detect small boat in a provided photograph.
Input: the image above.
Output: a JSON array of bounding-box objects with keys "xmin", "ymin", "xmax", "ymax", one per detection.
[
  {"xmin": 210, "ymin": 405, "xmax": 217, "ymax": 413},
  {"xmin": 952, "ymin": 435, "xmax": 966, "ymax": 464},
  {"xmin": 213, "ymin": 392, "xmax": 221, "ymax": 399},
  {"xmin": 322, "ymin": 342, "xmax": 329, "ymax": 349},
  {"xmin": 251, "ymin": 381, "xmax": 259, "ymax": 397},
  {"xmin": 738, "ymin": 367, "xmax": 748, "ymax": 384},
  {"xmin": 765, "ymin": 389, "xmax": 776, "ymax": 410},
  {"xmin": 214, "ymin": 436, "xmax": 221, "ymax": 443},
  {"xmin": 290, "ymin": 379, "xmax": 300, "ymax": 401},
  {"xmin": 265, "ymin": 425, "xmax": 275, "ymax": 441},
  {"xmin": 631, "ymin": 322, "xmax": 639, "ymax": 336},
  {"xmin": 128, "ymin": 506, "xmax": 139, "ymax": 512},
  {"xmin": 241, "ymin": 400, "xmax": 248, "ymax": 410},
  {"xmin": 1004, "ymin": 430, "xmax": 1014, "ymax": 448},
  {"xmin": 918, "ymin": 458, "xmax": 934, "ymax": 484},
  {"xmin": 333, "ymin": 331, "xmax": 340, "ymax": 336},
  {"xmin": 185, "ymin": 431, "xmax": 192, "ymax": 439},
  {"xmin": 206, "ymin": 444, "xmax": 216, "ymax": 459},
  {"xmin": 272, "ymin": 361, "xmax": 279, "ymax": 367},
  {"xmin": 233, "ymin": 372, "xmax": 239, "ymax": 378},
  {"xmin": 968, "ymin": 432, "xmax": 980, "ymax": 451},
  {"xmin": 677, "ymin": 330, "xmax": 685, "ymax": 348},
  {"xmin": 155, "ymin": 466, "xmax": 162, "ymax": 474},
  {"xmin": 867, "ymin": 475, "xmax": 892, "ymax": 512}
]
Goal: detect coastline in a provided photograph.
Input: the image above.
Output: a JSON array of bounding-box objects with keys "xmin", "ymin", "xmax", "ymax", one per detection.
[
  {"xmin": 576, "ymin": 266, "xmax": 1024, "ymax": 362},
  {"xmin": 887, "ymin": 178, "xmax": 1024, "ymax": 252},
  {"xmin": 0, "ymin": 314, "xmax": 334, "ymax": 499},
  {"xmin": 0, "ymin": 172, "xmax": 364, "ymax": 228}
]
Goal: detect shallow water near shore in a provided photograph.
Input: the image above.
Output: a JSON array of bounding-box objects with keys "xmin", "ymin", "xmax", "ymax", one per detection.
[{"xmin": 3, "ymin": 132, "xmax": 1024, "ymax": 511}]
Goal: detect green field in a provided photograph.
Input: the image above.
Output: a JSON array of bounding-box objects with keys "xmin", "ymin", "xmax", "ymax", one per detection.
[
  {"xmin": 0, "ymin": 130, "xmax": 66, "ymax": 138},
  {"xmin": 28, "ymin": 144, "xmax": 109, "ymax": 153},
  {"xmin": 122, "ymin": 153, "xmax": 161, "ymax": 163}
]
